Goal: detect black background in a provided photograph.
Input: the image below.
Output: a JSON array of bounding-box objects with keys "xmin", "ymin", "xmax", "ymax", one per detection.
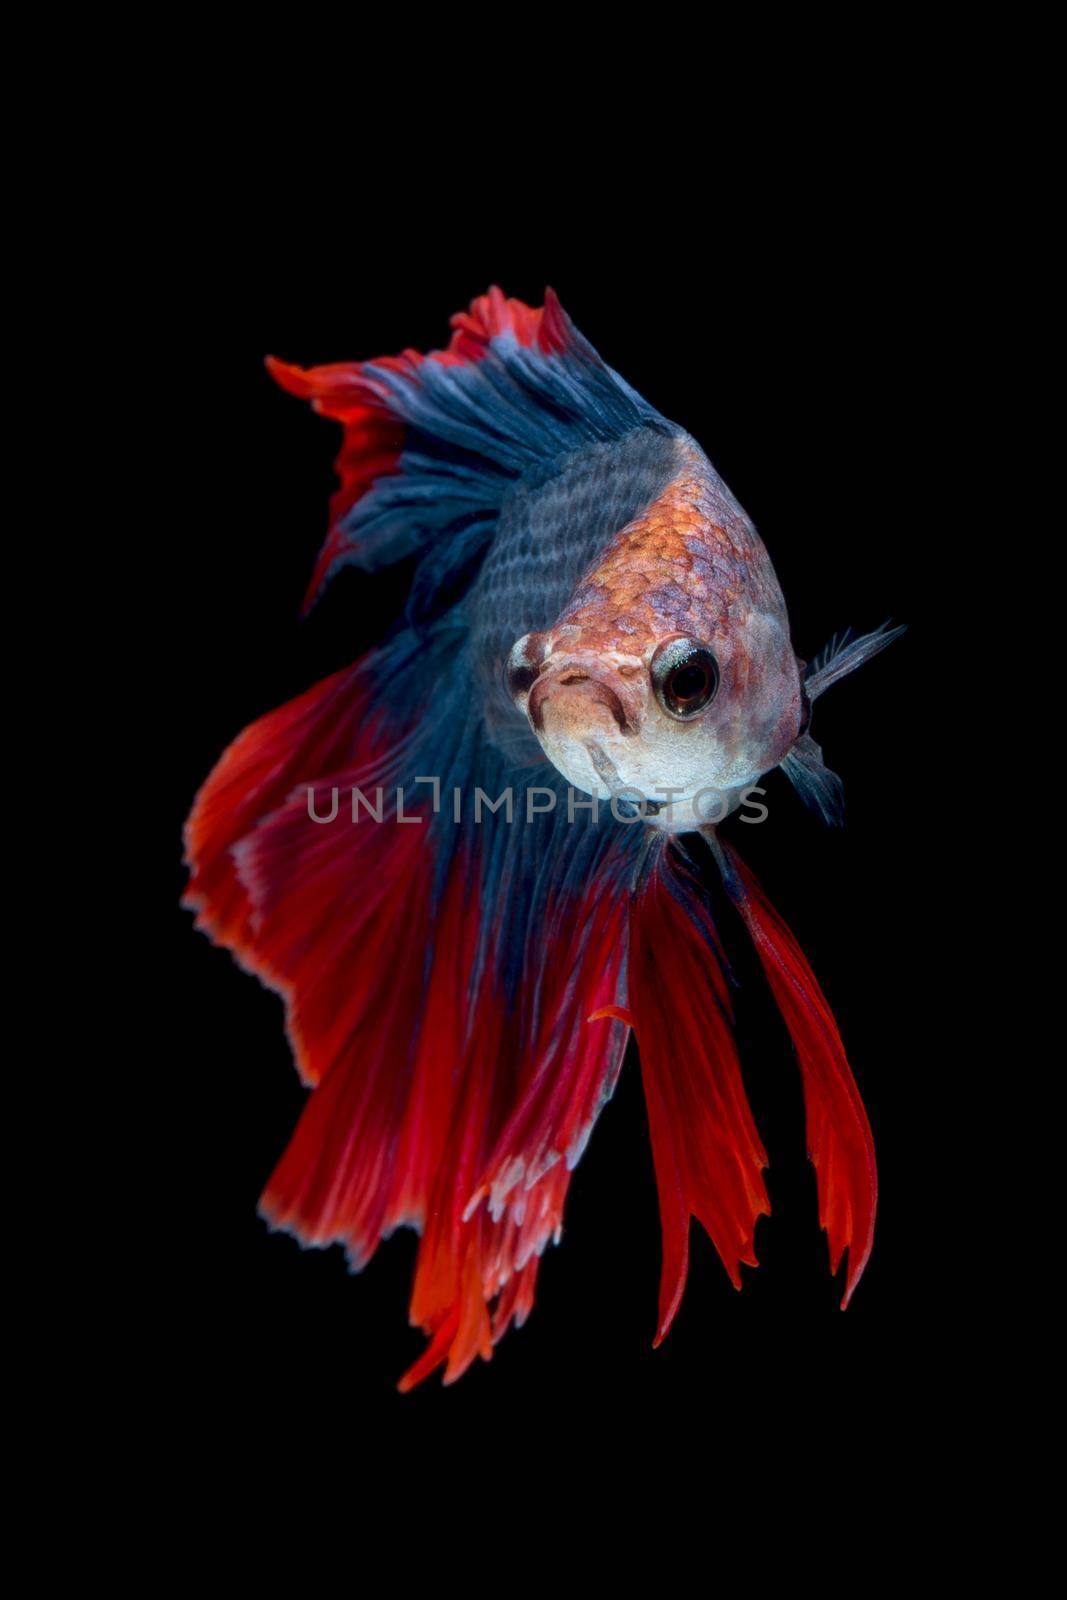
[{"xmin": 166, "ymin": 181, "xmax": 950, "ymax": 1438}]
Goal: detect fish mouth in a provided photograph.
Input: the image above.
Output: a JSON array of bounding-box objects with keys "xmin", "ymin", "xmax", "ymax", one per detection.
[{"xmin": 527, "ymin": 662, "xmax": 639, "ymax": 737}]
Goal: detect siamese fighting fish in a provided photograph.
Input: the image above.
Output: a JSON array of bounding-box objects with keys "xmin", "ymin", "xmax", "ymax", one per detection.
[{"xmin": 184, "ymin": 288, "xmax": 902, "ymax": 1389}]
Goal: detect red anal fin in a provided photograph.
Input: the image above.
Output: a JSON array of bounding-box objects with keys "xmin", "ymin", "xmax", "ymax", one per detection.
[
  {"xmin": 399, "ymin": 865, "xmax": 627, "ymax": 1391},
  {"xmin": 469, "ymin": 867, "xmax": 630, "ymax": 1224},
  {"xmin": 628, "ymin": 846, "xmax": 769, "ymax": 1345},
  {"xmin": 397, "ymin": 835, "xmax": 635, "ymax": 1392},
  {"xmin": 719, "ymin": 842, "xmax": 877, "ymax": 1308}
]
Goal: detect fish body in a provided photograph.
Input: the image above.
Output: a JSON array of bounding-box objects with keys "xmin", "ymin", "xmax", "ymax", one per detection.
[{"xmin": 184, "ymin": 289, "xmax": 901, "ymax": 1387}]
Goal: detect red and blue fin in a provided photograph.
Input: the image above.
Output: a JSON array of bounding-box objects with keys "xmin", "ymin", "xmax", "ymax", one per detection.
[
  {"xmin": 186, "ymin": 661, "xmax": 640, "ymax": 1388},
  {"xmin": 625, "ymin": 841, "xmax": 770, "ymax": 1342},
  {"xmin": 266, "ymin": 285, "xmax": 662, "ymax": 617},
  {"xmin": 210, "ymin": 738, "xmax": 637, "ymax": 1387},
  {"xmin": 714, "ymin": 839, "xmax": 877, "ymax": 1306}
]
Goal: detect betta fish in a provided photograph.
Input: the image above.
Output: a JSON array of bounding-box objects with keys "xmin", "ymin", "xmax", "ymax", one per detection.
[{"xmin": 184, "ymin": 288, "xmax": 903, "ymax": 1389}]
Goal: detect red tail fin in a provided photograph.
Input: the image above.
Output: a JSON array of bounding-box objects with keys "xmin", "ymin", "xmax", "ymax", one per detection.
[
  {"xmin": 718, "ymin": 841, "xmax": 877, "ymax": 1307},
  {"xmin": 246, "ymin": 804, "xmax": 631, "ymax": 1390},
  {"xmin": 627, "ymin": 846, "xmax": 770, "ymax": 1343}
]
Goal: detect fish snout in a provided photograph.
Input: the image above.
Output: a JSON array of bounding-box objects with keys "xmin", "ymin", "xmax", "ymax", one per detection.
[{"xmin": 526, "ymin": 652, "xmax": 643, "ymax": 737}]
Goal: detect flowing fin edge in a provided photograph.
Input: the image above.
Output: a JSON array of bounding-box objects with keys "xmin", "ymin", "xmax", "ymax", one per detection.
[
  {"xmin": 627, "ymin": 840, "xmax": 771, "ymax": 1345},
  {"xmin": 709, "ymin": 834, "xmax": 877, "ymax": 1308}
]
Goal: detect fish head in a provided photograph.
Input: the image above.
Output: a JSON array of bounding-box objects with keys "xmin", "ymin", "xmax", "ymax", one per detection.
[
  {"xmin": 506, "ymin": 610, "xmax": 802, "ymax": 833},
  {"xmin": 504, "ymin": 455, "xmax": 805, "ymax": 832}
]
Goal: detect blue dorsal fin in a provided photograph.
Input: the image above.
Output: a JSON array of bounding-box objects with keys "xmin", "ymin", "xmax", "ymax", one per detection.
[{"xmin": 267, "ymin": 287, "xmax": 669, "ymax": 617}]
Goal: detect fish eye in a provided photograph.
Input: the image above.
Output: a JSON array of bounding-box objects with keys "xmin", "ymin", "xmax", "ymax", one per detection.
[
  {"xmin": 504, "ymin": 634, "xmax": 545, "ymax": 699},
  {"xmin": 507, "ymin": 659, "xmax": 539, "ymax": 696},
  {"xmin": 651, "ymin": 638, "xmax": 720, "ymax": 720}
]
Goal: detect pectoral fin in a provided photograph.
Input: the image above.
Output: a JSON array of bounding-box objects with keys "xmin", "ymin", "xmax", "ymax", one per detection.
[{"xmin": 781, "ymin": 732, "xmax": 846, "ymax": 826}]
